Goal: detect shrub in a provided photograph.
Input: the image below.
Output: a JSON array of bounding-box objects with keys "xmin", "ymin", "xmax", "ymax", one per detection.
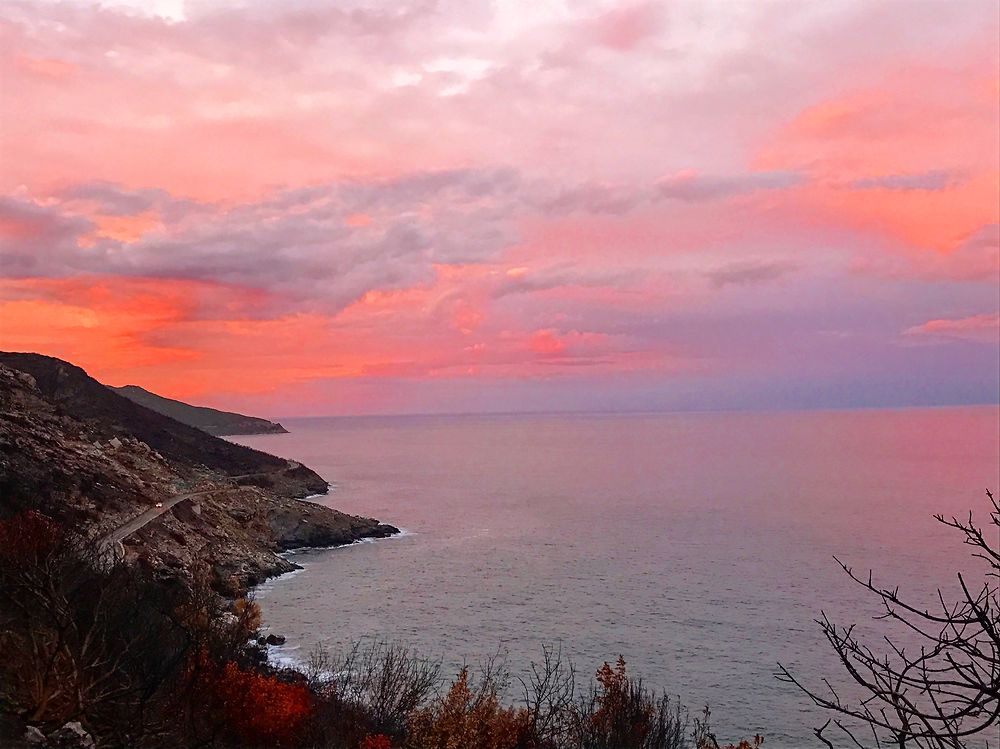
[
  {"xmin": 306, "ymin": 640, "xmax": 440, "ymax": 743},
  {"xmin": 571, "ymin": 657, "xmax": 687, "ymax": 749},
  {"xmin": 0, "ymin": 511, "xmax": 186, "ymax": 741},
  {"xmin": 213, "ymin": 661, "xmax": 313, "ymax": 747},
  {"xmin": 406, "ymin": 667, "xmax": 529, "ymax": 749},
  {"xmin": 0, "ymin": 511, "xmax": 282, "ymax": 747},
  {"xmin": 361, "ymin": 735, "xmax": 393, "ymax": 749},
  {"xmin": 0, "ymin": 510, "xmax": 62, "ymax": 565}
]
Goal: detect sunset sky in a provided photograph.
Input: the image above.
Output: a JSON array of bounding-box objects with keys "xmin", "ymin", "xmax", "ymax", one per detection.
[{"xmin": 1, "ymin": 0, "xmax": 998, "ymax": 416}]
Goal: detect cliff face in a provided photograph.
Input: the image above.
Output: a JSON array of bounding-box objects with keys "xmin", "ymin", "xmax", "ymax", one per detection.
[
  {"xmin": 0, "ymin": 355, "xmax": 397, "ymax": 593},
  {"xmin": 112, "ymin": 384, "xmax": 289, "ymax": 436}
]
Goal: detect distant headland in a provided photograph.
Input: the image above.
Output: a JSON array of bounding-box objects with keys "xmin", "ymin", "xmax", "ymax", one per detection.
[{"xmin": 112, "ymin": 383, "xmax": 289, "ymax": 436}]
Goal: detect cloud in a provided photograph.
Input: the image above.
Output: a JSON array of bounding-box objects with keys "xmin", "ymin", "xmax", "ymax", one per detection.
[
  {"xmin": 656, "ymin": 171, "xmax": 803, "ymax": 202},
  {"xmin": 2, "ymin": 0, "xmax": 998, "ymax": 412},
  {"xmin": 0, "ymin": 197, "xmax": 92, "ymax": 276},
  {"xmin": 904, "ymin": 313, "xmax": 999, "ymax": 343},
  {"xmin": 528, "ymin": 328, "xmax": 567, "ymax": 355},
  {"xmin": 537, "ymin": 183, "xmax": 644, "ymax": 215},
  {"xmin": 590, "ymin": 2, "xmax": 662, "ymax": 52},
  {"xmin": 492, "ymin": 264, "xmax": 642, "ymax": 298},
  {"xmin": 847, "ymin": 223, "xmax": 1000, "ymax": 283},
  {"xmin": 0, "ymin": 170, "xmax": 666, "ymax": 316},
  {"xmin": 930, "ymin": 223, "xmax": 1000, "ymax": 281},
  {"xmin": 56, "ymin": 182, "xmax": 168, "ymax": 216},
  {"xmin": 755, "ymin": 53, "xmax": 999, "ymax": 252},
  {"xmin": 0, "ymin": 170, "xmax": 529, "ymax": 313},
  {"xmin": 848, "ymin": 170, "xmax": 957, "ymax": 191},
  {"xmin": 706, "ymin": 260, "xmax": 797, "ymax": 288}
]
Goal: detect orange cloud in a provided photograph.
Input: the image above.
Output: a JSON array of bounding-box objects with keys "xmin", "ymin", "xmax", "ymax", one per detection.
[
  {"xmin": 0, "ymin": 277, "xmax": 200, "ymax": 375},
  {"xmin": 16, "ymin": 56, "xmax": 76, "ymax": 80},
  {"xmin": 529, "ymin": 329, "xmax": 567, "ymax": 355},
  {"xmin": 89, "ymin": 212, "xmax": 162, "ymax": 243},
  {"xmin": 344, "ymin": 212, "xmax": 372, "ymax": 228},
  {"xmin": 756, "ymin": 59, "xmax": 1000, "ymax": 253},
  {"xmin": 904, "ymin": 313, "xmax": 999, "ymax": 343}
]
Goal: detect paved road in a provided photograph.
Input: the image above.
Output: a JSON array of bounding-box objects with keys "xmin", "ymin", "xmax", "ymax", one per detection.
[
  {"xmin": 95, "ymin": 471, "xmax": 284, "ymax": 564},
  {"xmin": 97, "ymin": 489, "xmax": 212, "ymax": 548}
]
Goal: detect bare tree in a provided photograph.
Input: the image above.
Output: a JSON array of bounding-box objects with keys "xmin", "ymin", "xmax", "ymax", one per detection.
[
  {"xmin": 518, "ymin": 644, "xmax": 578, "ymax": 746},
  {"xmin": 778, "ymin": 490, "xmax": 1000, "ymax": 748},
  {"xmin": 312, "ymin": 638, "xmax": 441, "ymax": 738},
  {"xmin": 0, "ymin": 512, "xmax": 188, "ymax": 744}
]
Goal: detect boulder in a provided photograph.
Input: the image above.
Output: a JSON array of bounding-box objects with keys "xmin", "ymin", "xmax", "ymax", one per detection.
[
  {"xmin": 227, "ymin": 507, "xmax": 252, "ymax": 522},
  {"xmin": 47, "ymin": 722, "xmax": 95, "ymax": 749},
  {"xmin": 23, "ymin": 726, "xmax": 47, "ymax": 746}
]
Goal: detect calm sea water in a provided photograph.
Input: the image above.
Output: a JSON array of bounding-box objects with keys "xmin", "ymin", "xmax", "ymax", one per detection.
[{"xmin": 233, "ymin": 407, "xmax": 999, "ymax": 747}]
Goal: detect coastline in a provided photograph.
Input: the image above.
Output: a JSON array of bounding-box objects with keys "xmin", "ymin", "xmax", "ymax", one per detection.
[{"xmin": 252, "ymin": 527, "xmax": 411, "ymax": 668}]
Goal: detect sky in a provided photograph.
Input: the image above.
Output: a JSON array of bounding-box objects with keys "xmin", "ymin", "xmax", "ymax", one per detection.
[{"xmin": 0, "ymin": 0, "xmax": 998, "ymax": 416}]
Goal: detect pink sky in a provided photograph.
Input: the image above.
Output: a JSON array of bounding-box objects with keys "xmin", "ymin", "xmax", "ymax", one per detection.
[{"xmin": 1, "ymin": 0, "xmax": 998, "ymax": 415}]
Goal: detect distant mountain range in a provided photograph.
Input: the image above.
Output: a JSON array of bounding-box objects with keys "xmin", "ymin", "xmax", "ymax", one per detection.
[{"xmin": 112, "ymin": 384, "xmax": 288, "ymax": 436}]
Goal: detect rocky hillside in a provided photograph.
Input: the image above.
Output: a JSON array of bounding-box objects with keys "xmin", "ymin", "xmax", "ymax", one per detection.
[
  {"xmin": 0, "ymin": 354, "xmax": 398, "ymax": 593},
  {"xmin": 0, "ymin": 353, "xmax": 320, "ymax": 496},
  {"xmin": 113, "ymin": 384, "xmax": 288, "ymax": 436}
]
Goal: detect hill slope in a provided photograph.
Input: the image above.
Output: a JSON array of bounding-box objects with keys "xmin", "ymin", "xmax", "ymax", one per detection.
[
  {"xmin": 0, "ymin": 352, "xmax": 397, "ymax": 592},
  {"xmin": 113, "ymin": 384, "xmax": 288, "ymax": 436},
  {"xmin": 0, "ymin": 352, "xmax": 321, "ymax": 496}
]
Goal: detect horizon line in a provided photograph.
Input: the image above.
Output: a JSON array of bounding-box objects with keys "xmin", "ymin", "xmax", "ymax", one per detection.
[{"xmin": 263, "ymin": 400, "xmax": 1000, "ymax": 423}]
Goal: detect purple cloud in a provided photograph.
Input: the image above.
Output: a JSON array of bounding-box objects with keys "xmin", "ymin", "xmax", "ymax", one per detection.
[
  {"xmin": 0, "ymin": 197, "xmax": 92, "ymax": 276},
  {"xmin": 537, "ymin": 183, "xmax": 644, "ymax": 215},
  {"xmin": 848, "ymin": 170, "xmax": 957, "ymax": 191},
  {"xmin": 706, "ymin": 260, "xmax": 797, "ymax": 288},
  {"xmin": 0, "ymin": 170, "xmax": 530, "ymax": 313},
  {"xmin": 656, "ymin": 171, "xmax": 804, "ymax": 202}
]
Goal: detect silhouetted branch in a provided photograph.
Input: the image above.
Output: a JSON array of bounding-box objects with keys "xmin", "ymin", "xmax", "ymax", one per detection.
[{"xmin": 778, "ymin": 490, "xmax": 1000, "ymax": 748}]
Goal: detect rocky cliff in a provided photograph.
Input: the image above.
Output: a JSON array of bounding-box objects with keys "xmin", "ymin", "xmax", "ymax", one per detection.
[{"xmin": 0, "ymin": 354, "xmax": 398, "ymax": 594}]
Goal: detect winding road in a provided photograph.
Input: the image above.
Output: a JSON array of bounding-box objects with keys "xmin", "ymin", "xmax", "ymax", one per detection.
[
  {"xmin": 95, "ymin": 489, "xmax": 216, "ymax": 563},
  {"xmin": 95, "ymin": 469, "xmax": 295, "ymax": 563}
]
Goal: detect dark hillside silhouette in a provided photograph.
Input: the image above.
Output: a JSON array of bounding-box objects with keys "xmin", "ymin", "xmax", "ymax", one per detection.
[{"xmin": 113, "ymin": 384, "xmax": 288, "ymax": 436}]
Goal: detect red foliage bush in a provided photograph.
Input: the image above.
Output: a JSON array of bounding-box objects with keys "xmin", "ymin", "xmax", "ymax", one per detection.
[
  {"xmin": 186, "ymin": 654, "xmax": 312, "ymax": 747},
  {"xmin": 216, "ymin": 661, "xmax": 312, "ymax": 746},
  {"xmin": 359, "ymin": 734, "xmax": 392, "ymax": 749}
]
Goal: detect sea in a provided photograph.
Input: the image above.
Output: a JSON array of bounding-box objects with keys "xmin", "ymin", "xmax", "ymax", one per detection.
[{"xmin": 232, "ymin": 406, "xmax": 1000, "ymax": 747}]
